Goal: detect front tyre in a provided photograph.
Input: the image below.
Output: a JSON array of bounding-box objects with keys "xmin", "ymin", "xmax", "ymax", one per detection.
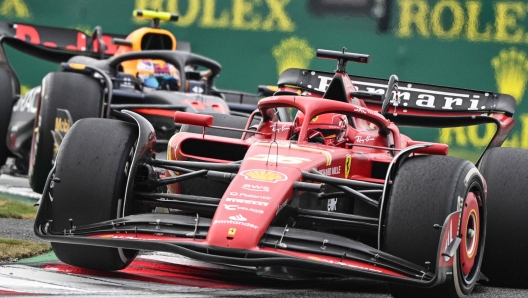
[
  {"xmin": 50, "ymin": 118, "xmax": 138, "ymax": 271},
  {"xmin": 382, "ymin": 155, "xmax": 486, "ymax": 298},
  {"xmin": 0, "ymin": 67, "xmax": 16, "ymax": 167},
  {"xmin": 29, "ymin": 72, "xmax": 102, "ymax": 193}
]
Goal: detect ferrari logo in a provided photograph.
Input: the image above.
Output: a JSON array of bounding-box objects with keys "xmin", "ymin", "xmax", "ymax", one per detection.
[
  {"xmin": 228, "ymin": 228, "xmax": 236, "ymax": 236},
  {"xmin": 345, "ymin": 155, "xmax": 352, "ymax": 179}
]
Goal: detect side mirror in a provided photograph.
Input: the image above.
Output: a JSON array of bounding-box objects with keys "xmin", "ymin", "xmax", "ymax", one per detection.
[{"xmin": 174, "ymin": 112, "xmax": 213, "ymax": 127}]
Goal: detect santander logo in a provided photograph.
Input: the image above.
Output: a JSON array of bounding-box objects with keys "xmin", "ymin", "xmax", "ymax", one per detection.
[
  {"xmin": 242, "ymin": 184, "xmax": 270, "ymax": 192},
  {"xmin": 228, "ymin": 214, "xmax": 247, "ymax": 221}
]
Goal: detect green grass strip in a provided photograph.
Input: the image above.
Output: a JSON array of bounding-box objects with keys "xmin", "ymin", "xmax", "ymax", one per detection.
[
  {"xmin": 0, "ymin": 238, "xmax": 51, "ymax": 261},
  {"xmin": 0, "ymin": 197, "xmax": 38, "ymax": 219}
]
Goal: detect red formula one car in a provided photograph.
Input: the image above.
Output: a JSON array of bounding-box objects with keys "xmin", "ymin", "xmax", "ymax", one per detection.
[{"xmin": 35, "ymin": 49, "xmax": 526, "ymax": 297}]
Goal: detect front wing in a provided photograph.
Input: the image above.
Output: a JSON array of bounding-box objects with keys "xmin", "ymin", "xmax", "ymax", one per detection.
[{"xmin": 34, "ymin": 193, "xmax": 461, "ymax": 287}]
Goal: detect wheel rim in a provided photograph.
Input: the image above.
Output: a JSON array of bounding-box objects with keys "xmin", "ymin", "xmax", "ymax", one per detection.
[{"xmin": 460, "ymin": 191, "xmax": 480, "ymax": 277}]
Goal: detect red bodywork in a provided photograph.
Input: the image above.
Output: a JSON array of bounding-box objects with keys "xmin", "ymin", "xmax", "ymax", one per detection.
[{"xmin": 164, "ymin": 71, "xmax": 455, "ymax": 272}]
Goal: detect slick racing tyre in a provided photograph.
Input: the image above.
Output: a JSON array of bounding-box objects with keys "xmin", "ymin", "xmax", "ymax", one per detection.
[
  {"xmin": 50, "ymin": 118, "xmax": 138, "ymax": 271},
  {"xmin": 382, "ymin": 155, "xmax": 486, "ymax": 298},
  {"xmin": 179, "ymin": 113, "xmax": 257, "ymax": 198},
  {"xmin": 479, "ymin": 147, "xmax": 528, "ymax": 288},
  {"xmin": 29, "ymin": 72, "xmax": 103, "ymax": 194},
  {"xmin": 0, "ymin": 67, "xmax": 16, "ymax": 167}
]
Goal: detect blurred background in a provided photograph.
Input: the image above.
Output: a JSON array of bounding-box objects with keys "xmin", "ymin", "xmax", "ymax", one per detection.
[{"xmin": 1, "ymin": 0, "xmax": 526, "ymax": 161}]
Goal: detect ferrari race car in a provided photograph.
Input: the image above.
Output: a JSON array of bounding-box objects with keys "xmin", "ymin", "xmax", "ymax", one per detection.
[
  {"xmin": 0, "ymin": 10, "xmax": 260, "ymax": 193},
  {"xmin": 34, "ymin": 49, "xmax": 526, "ymax": 297}
]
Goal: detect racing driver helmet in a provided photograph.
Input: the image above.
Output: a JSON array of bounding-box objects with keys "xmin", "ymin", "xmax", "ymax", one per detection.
[
  {"xmin": 293, "ymin": 111, "xmax": 347, "ymax": 146},
  {"xmin": 136, "ymin": 59, "xmax": 181, "ymax": 91}
]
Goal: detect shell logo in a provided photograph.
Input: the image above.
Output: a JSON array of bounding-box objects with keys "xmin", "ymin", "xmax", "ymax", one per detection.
[{"xmin": 240, "ymin": 169, "xmax": 288, "ymax": 183}]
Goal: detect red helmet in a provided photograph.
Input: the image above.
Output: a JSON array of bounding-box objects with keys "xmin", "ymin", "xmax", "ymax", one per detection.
[{"xmin": 294, "ymin": 111, "xmax": 347, "ymax": 145}]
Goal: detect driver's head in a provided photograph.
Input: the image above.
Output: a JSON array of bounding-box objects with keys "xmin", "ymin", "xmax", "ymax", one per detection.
[
  {"xmin": 136, "ymin": 59, "xmax": 181, "ymax": 91},
  {"xmin": 294, "ymin": 111, "xmax": 347, "ymax": 143}
]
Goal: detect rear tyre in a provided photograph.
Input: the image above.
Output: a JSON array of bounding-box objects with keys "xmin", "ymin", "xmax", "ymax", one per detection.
[
  {"xmin": 29, "ymin": 72, "xmax": 102, "ymax": 193},
  {"xmin": 0, "ymin": 67, "xmax": 16, "ymax": 167},
  {"xmin": 178, "ymin": 113, "xmax": 256, "ymax": 198},
  {"xmin": 50, "ymin": 118, "xmax": 138, "ymax": 271},
  {"xmin": 382, "ymin": 155, "xmax": 486, "ymax": 298},
  {"xmin": 479, "ymin": 147, "xmax": 528, "ymax": 287}
]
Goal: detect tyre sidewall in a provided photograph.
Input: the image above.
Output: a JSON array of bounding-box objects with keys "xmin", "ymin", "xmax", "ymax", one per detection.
[
  {"xmin": 0, "ymin": 68, "xmax": 16, "ymax": 166},
  {"xmin": 29, "ymin": 72, "xmax": 102, "ymax": 193},
  {"xmin": 452, "ymin": 169, "xmax": 486, "ymax": 297},
  {"xmin": 383, "ymin": 156, "xmax": 486, "ymax": 298},
  {"xmin": 50, "ymin": 119, "xmax": 138, "ymax": 271}
]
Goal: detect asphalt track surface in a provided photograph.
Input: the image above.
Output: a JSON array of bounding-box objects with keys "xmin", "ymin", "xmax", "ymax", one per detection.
[{"xmin": 1, "ymin": 174, "xmax": 528, "ymax": 297}]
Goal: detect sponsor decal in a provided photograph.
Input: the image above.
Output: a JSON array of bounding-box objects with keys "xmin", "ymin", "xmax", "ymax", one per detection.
[
  {"xmin": 247, "ymin": 154, "xmax": 310, "ymax": 164},
  {"xmin": 228, "ymin": 228, "xmax": 236, "ymax": 236},
  {"xmin": 54, "ymin": 116, "xmax": 71, "ymax": 133},
  {"xmin": 345, "ymin": 155, "xmax": 352, "ymax": 179},
  {"xmin": 319, "ymin": 166, "xmax": 341, "ymax": 176},
  {"xmin": 224, "ymin": 204, "xmax": 264, "ymax": 214},
  {"xmin": 315, "ymin": 75, "xmax": 333, "ymax": 92},
  {"xmin": 242, "ymin": 184, "xmax": 270, "ymax": 192},
  {"xmin": 354, "ymin": 106, "xmax": 378, "ymax": 115},
  {"xmin": 135, "ymin": 0, "xmax": 295, "ymax": 33},
  {"xmin": 52, "ymin": 109, "xmax": 73, "ymax": 160},
  {"xmin": 354, "ymin": 135, "xmax": 375, "ymax": 143},
  {"xmin": 229, "ymin": 192, "xmax": 271, "ymax": 200},
  {"xmin": 308, "ymin": 256, "xmax": 382, "ymax": 273},
  {"xmin": 327, "ymin": 198, "xmax": 337, "ymax": 212},
  {"xmin": 228, "ymin": 214, "xmax": 247, "ymax": 221},
  {"xmin": 313, "ymin": 73, "xmax": 489, "ymax": 112},
  {"xmin": 240, "ymin": 169, "xmax": 288, "ymax": 183},
  {"xmin": 13, "ymin": 87, "xmax": 38, "ymax": 113},
  {"xmin": 354, "ymin": 107, "xmax": 367, "ymax": 114},
  {"xmin": 213, "ymin": 219, "xmax": 258, "ymax": 229},
  {"xmin": 270, "ymin": 124, "xmax": 290, "ymax": 132},
  {"xmin": 226, "ymin": 197, "xmax": 269, "ymax": 206}
]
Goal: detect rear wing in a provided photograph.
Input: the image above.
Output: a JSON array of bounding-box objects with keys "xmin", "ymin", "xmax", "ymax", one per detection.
[
  {"xmin": 278, "ymin": 68, "xmax": 516, "ymax": 120},
  {"xmin": 218, "ymin": 89, "xmax": 260, "ymax": 113},
  {"xmin": 0, "ymin": 20, "xmax": 127, "ymax": 63},
  {"xmin": 277, "ymin": 68, "xmax": 516, "ymax": 152}
]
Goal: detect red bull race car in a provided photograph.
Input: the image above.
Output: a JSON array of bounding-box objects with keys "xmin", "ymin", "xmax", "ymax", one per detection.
[
  {"xmin": 0, "ymin": 10, "xmax": 259, "ymax": 193},
  {"xmin": 34, "ymin": 49, "xmax": 527, "ymax": 297}
]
